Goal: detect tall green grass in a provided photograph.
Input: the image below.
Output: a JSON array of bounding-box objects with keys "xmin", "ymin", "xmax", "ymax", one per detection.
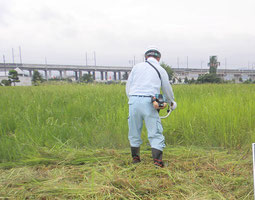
[
  {"xmin": 0, "ymin": 84, "xmax": 254, "ymax": 162},
  {"xmin": 165, "ymin": 84, "xmax": 255, "ymax": 149}
]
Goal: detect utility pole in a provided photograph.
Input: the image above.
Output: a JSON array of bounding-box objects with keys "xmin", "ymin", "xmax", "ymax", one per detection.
[
  {"xmin": 19, "ymin": 46, "xmax": 22, "ymax": 64},
  {"xmin": 177, "ymin": 57, "xmax": 179, "ymax": 69},
  {"xmin": 187, "ymin": 56, "xmax": 188, "ymax": 69},
  {"xmin": 129, "ymin": 60, "xmax": 133, "ymax": 66},
  {"xmin": 252, "ymin": 63, "xmax": 255, "ymax": 81},
  {"xmin": 200, "ymin": 61, "xmax": 203, "ymax": 74},
  {"xmin": 248, "ymin": 61, "xmax": 250, "ymax": 79},
  {"xmin": 94, "ymin": 51, "xmax": 96, "ymax": 66},
  {"xmin": 225, "ymin": 58, "xmax": 227, "ymax": 74},
  {"xmin": 252, "ymin": 63, "xmax": 254, "ymax": 81},
  {"xmin": 3, "ymin": 55, "xmax": 6, "ymax": 76},
  {"xmin": 45, "ymin": 57, "xmax": 48, "ymax": 81},
  {"xmin": 12, "ymin": 48, "xmax": 15, "ymax": 63},
  {"xmin": 85, "ymin": 52, "xmax": 88, "ymax": 66}
]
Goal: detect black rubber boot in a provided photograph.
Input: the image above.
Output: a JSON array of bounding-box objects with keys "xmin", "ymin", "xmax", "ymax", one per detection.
[
  {"xmin": 152, "ymin": 148, "xmax": 164, "ymax": 168},
  {"xmin": 131, "ymin": 147, "xmax": 141, "ymax": 163}
]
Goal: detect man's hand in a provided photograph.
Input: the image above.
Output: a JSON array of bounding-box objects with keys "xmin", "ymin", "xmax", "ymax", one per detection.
[
  {"xmin": 153, "ymin": 101, "xmax": 167, "ymax": 110},
  {"xmin": 170, "ymin": 101, "xmax": 177, "ymax": 110}
]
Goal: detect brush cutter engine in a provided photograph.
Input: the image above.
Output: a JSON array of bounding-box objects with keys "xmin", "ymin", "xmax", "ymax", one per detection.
[
  {"xmin": 151, "ymin": 94, "xmax": 173, "ymax": 119},
  {"xmin": 151, "ymin": 94, "xmax": 166, "ymax": 108}
]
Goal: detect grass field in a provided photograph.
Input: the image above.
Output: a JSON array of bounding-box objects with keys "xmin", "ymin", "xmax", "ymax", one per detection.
[{"xmin": 0, "ymin": 84, "xmax": 255, "ymax": 199}]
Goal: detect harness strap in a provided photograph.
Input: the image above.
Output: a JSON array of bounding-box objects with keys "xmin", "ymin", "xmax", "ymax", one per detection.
[{"xmin": 146, "ymin": 61, "xmax": 161, "ymax": 81}]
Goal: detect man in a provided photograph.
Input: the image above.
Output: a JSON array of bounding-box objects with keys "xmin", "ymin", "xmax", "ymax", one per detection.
[{"xmin": 126, "ymin": 46, "xmax": 177, "ymax": 168}]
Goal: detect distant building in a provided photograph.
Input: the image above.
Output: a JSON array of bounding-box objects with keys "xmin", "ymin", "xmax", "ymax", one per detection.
[
  {"xmin": 173, "ymin": 56, "xmax": 255, "ymax": 83},
  {"xmin": 0, "ymin": 68, "xmax": 32, "ymax": 86}
]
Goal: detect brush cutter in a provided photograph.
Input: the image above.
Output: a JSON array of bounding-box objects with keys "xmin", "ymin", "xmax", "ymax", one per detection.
[{"xmin": 151, "ymin": 94, "xmax": 176, "ymax": 119}]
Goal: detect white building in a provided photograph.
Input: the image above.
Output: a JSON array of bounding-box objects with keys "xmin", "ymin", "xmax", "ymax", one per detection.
[
  {"xmin": 0, "ymin": 68, "xmax": 32, "ymax": 86},
  {"xmin": 173, "ymin": 68, "xmax": 255, "ymax": 83}
]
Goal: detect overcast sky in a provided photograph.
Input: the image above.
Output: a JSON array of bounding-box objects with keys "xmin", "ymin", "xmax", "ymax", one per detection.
[{"xmin": 0, "ymin": 0, "xmax": 255, "ymax": 69}]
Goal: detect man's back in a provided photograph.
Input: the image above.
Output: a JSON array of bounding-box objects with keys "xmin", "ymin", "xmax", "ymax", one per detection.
[{"xmin": 126, "ymin": 57, "xmax": 162, "ymax": 97}]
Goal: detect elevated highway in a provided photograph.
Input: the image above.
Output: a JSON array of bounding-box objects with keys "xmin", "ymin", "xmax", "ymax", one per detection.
[
  {"xmin": 0, "ymin": 63, "xmax": 254, "ymax": 82},
  {"xmin": 0, "ymin": 63, "xmax": 132, "ymax": 81}
]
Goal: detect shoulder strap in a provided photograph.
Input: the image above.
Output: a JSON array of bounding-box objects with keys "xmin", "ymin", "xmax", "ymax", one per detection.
[{"xmin": 146, "ymin": 61, "xmax": 161, "ymax": 81}]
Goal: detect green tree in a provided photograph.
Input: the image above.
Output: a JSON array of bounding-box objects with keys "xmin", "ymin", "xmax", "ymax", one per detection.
[
  {"xmin": 122, "ymin": 73, "xmax": 128, "ymax": 80},
  {"xmin": 1, "ymin": 79, "xmax": 11, "ymax": 86},
  {"xmin": 8, "ymin": 70, "xmax": 20, "ymax": 86},
  {"xmin": 239, "ymin": 77, "xmax": 243, "ymax": 82},
  {"xmin": 32, "ymin": 70, "xmax": 43, "ymax": 85},
  {"xmin": 81, "ymin": 74, "xmax": 93, "ymax": 83},
  {"xmin": 243, "ymin": 78, "xmax": 252, "ymax": 84},
  {"xmin": 208, "ymin": 56, "xmax": 220, "ymax": 74},
  {"xmin": 196, "ymin": 73, "xmax": 222, "ymax": 83},
  {"xmin": 184, "ymin": 77, "xmax": 189, "ymax": 84},
  {"xmin": 178, "ymin": 78, "xmax": 182, "ymax": 83},
  {"xmin": 160, "ymin": 62, "xmax": 173, "ymax": 80},
  {"xmin": 189, "ymin": 78, "xmax": 196, "ymax": 84}
]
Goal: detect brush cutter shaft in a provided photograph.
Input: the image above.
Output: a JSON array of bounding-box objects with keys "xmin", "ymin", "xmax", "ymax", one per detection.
[{"xmin": 160, "ymin": 108, "xmax": 172, "ymax": 119}]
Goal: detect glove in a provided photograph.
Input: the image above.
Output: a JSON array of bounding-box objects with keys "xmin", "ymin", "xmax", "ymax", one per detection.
[
  {"xmin": 170, "ymin": 101, "xmax": 177, "ymax": 110},
  {"xmin": 152, "ymin": 101, "xmax": 167, "ymax": 110}
]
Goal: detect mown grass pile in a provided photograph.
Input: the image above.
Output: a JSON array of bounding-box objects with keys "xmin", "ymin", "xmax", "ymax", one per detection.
[
  {"xmin": 0, "ymin": 146, "xmax": 253, "ymax": 199},
  {"xmin": 0, "ymin": 84, "xmax": 254, "ymax": 162}
]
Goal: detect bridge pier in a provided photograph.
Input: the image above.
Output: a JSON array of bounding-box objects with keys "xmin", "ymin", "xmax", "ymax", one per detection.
[
  {"xmin": 44, "ymin": 70, "xmax": 48, "ymax": 80},
  {"xmin": 114, "ymin": 72, "xmax": 117, "ymax": 81},
  {"xmin": 49, "ymin": 70, "xmax": 52, "ymax": 79},
  {"xmin": 75, "ymin": 71, "xmax": 78, "ymax": 81},
  {"xmin": 105, "ymin": 72, "xmax": 108, "ymax": 80},
  {"xmin": 29, "ymin": 70, "xmax": 32, "ymax": 77},
  {"xmin": 118, "ymin": 71, "xmax": 121, "ymax": 80},
  {"xmin": 79, "ymin": 70, "xmax": 82, "ymax": 81},
  {"xmin": 64, "ymin": 70, "xmax": 67, "ymax": 78},
  {"xmin": 92, "ymin": 71, "xmax": 95, "ymax": 80},
  {"xmin": 59, "ymin": 70, "xmax": 63, "ymax": 79},
  {"xmin": 100, "ymin": 71, "xmax": 104, "ymax": 80}
]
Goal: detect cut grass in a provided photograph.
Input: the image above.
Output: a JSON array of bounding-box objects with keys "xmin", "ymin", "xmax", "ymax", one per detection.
[{"xmin": 0, "ymin": 146, "xmax": 253, "ymax": 199}]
